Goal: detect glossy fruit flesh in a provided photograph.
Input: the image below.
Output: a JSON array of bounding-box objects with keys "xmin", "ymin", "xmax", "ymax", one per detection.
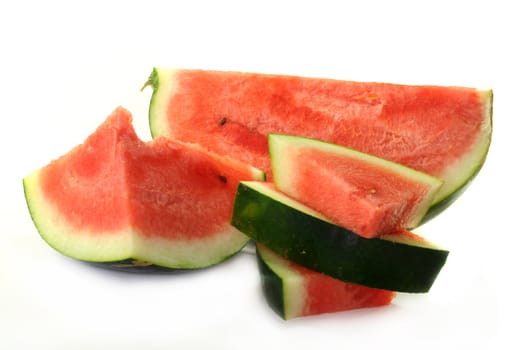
[{"xmin": 24, "ymin": 107, "xmax": 264, "ymax": 268}]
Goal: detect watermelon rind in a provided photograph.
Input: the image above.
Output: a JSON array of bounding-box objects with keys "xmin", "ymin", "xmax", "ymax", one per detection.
[
  {"xmin": 232, "ymin": 181, "xmax": 449, "ymax": 293},
  {"xmin": 422, "ymin": 89, "xmax": 493, "ymax": 222},
  {"xmin": 256, "ymin": 244, "xmax": 306, "ymax": 320},
  {"xmin": 144, "ymin": 67, "xmax": 175, "ymax": 139},
  {"xmin": 24, "ymin": 170, "xmax": 132, "ymax": 263},
  {"xmin": 144, "ymin": 68, "xmax": 493, "ymax": 224},
  {"xmin": 255, "ymin": 246, "xmax": 290, "ymax": 319}
]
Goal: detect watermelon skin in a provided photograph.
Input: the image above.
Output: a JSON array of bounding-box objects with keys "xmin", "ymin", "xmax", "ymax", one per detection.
[
  {"xmin": 146, "ymin": 68, "xmax": 492, "ymax": 222},
  {"xmin": 256, "ymin": 244, "xmax": 395, "ymax": 319},
  {"xmin": 23, "ymin": 107, "xmax": 265, "ymax": 269},
  {"xmin": 232, "ymin": 181, "xmax": 449, "ymax": 293},
  {"xmin": 269, "ymin": 134, "xmax": 443, "ymax": 238}
]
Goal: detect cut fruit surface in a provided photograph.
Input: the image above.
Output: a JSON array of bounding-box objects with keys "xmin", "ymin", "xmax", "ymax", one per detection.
[
  {"xmin": 231, "ymin": 181, "xmax": 448, "ymax": 293},
  {"xmin": 146, "ymin": 68, "xmax": 492, "ymax": 221},
  {"xmin": 23, "ymin": 107, "xmax": 265, "ymax": 268},
  {"xmin": 256, "ymin": 244, "xmax": 395, "ymax": 319},
  {"xmin": 269, "ymin": 134, "xmax": 443, "ymax": 238}
]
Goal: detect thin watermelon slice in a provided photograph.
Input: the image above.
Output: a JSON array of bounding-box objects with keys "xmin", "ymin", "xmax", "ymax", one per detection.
[
  {"xmin": 269, "ymin": 134, "xmax": 443, "ymax": 238},
  {"xmin": 23, "ymin": 107, "xmax": 265, "ymax": 269},
  {"xmin": 256, "ymin": 243, "xmax": 395, "ymax": 319},
  {"xmin": 232, "ymin": 181, "xmax": 448, "ymax": 293},
  {"xmin": 145, "ymin": 68, "xmax": 492, "ymax": 221}
]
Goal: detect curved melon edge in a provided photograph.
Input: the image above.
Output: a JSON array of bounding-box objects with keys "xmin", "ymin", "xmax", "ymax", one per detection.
[
  {"xmin": 23, "ymin": 170, "xmax": 251, "ymax": 269},
  {"xmin": 422, "ymin": 89, "xmax": 493, "ymax": 223},
  {"xmin": 256, "ymin": 243, "xmax": 306, "ymax": 320},
  {"xmin": 145, "ymin": 67, "xmax": 179, "ymax": 140}
]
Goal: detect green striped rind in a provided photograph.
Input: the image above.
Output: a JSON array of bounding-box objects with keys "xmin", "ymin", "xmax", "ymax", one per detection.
[
  {"xmin": 23, "ymin": 170, "xmax": 251, "ymax": 270},
  {"xmin": 232, "ymin": 181, "xmax": 449, "ymax": 293},
  {"xmin": 268, "ymin": 133, "xmax": 444, "ymax": 229}
]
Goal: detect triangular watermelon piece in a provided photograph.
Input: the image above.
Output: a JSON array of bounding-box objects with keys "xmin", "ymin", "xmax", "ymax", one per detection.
[
  {"xmin": 269, "ymin": 134, "xmax": 443, "ymax": 238},
  {"xmin": 145, "ymin": 68, "xmax": 492, "ymax": 222},
  {"xmin": 256, "ymin": 243, "xmax": 395, "ymax": 319},
  {"xmin": 23, "ymin": 107, "xmax": 265, "ymax": 269}
]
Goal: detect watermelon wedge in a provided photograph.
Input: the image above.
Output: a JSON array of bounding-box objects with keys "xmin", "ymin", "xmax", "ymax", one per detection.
[
  {"xmin": 269, "ymin": 134, "xmax": 443, "ymax": 238},
  {"xmin": 145, "ymin": 68, "xmax": 492, "ymax": 221},
  {"xmin": 232, "ymin": 181, "xmax": 448, "ymax": 293},
  {"xmin": 256, "ymin": 243, "xmax": 395, "ymax": 319},
  {"xmin": 23, "ymin": 107, "xmax": 265, "ymax": 269}
]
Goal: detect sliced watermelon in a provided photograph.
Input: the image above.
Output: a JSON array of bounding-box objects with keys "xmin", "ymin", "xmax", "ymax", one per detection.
[
  {"xmin": 269, "ymin": 134, "xmax": 443, "ymax": 238},
  {"xmin": 145, "ymin": 68, "xmax": 492, "ymax": 221},
  {"xmin": 232, "ymin": 181, "xmax": 448, "ymax": 293},
  {"xmin": 23, "ymin": 107, "xmax": 265, "ymax": 269},
  {"xmin": 256, "ymin": 243, "xmax": 395, "ymax": 319}
]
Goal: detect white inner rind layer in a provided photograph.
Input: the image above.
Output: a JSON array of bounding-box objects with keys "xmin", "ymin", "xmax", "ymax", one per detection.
[
  {"xmin": 433, "ymin": 89, "xmax": 493, "ymax": 203},
  {"xmin": 148, "ymin": 67, "xmax": 180, "ymax": 139},
  {"xmin": 257, "ymin": 244, "xmax": 306, "ymax": 320},
  {"xmin": 269, "ymin": 134, "xmax": 444, "ymax": 228},
  {"xmin": 24, "ymin": 170, "xmax": 250, "ymax": 268}
]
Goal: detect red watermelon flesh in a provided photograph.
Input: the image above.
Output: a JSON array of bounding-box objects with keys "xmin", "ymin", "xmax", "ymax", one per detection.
[
  {"xmin": 147, "ymin": 68, "xmax": 492, "ymax": 212},
  {"xmin": 23, "ymin": 107, "xmax": 265, "ymax": 268},
  {"xmin": 269, "ymin": 134, "xmax": 443, "ymax": 238},
  {"xmin": 256, "ymin": 243, "xmax": 395, "ymax": 319}
]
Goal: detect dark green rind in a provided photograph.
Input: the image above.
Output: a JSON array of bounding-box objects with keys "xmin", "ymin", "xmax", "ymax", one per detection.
[
  {"xmin": 231, "ymin": 182, "xmax": 449, "ymax": 293},
  {"xmin": 421, "ymin": 165, "xmax": 483, "ymax": 223},
  {"xmin": 255, "ymin": 247, "xmax": 286, "ymax": 319},
  {"xmin": 88, "ymin": 256, "xmax": 243, "ymax": 274},
  {"xmin": 89, "ymin": 259, "xmax": 192, "ymax": 273},
  {"xmin": 85, "ymin": 242, "xmax": 250, "ymax": 272}
]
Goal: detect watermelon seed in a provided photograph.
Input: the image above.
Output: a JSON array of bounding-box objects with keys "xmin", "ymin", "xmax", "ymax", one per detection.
[
  {"xmin": 218, "ymin": 175, "xmax": 228, "ymax": 183},
  {"xmin": 218, "ymin": 117, "xmax": 228, "ymax": 126}
]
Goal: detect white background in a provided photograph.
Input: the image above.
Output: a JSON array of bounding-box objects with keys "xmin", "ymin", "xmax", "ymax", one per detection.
[{"xmin": 1, "ymin": 1, "xmax": 522, "ymax": 349}]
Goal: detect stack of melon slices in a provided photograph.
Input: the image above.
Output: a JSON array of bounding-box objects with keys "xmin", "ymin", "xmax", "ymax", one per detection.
[
  {"xmin": 232, "ymin": 134, "xmax": 448, "ymax": 319},
  {"xmin": 23, "ymin": 68, "xmax": 492, "ymax": 320}
]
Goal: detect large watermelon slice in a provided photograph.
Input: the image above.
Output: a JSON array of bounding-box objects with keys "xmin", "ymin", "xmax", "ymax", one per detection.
[
  {"xmin": 256, "ymin": 243, "xmax": 395, "ymax": 319},
  {"xmin": 23, "ymin": 107, "xmax": 265, "ymax": 268},
  {"xmin": 269, "ymin": 134, "xmax": 443, "ymax": 238},
  {"xmin": 145, "ymin": 68, "xmax": 492, "ymax": 220}
]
